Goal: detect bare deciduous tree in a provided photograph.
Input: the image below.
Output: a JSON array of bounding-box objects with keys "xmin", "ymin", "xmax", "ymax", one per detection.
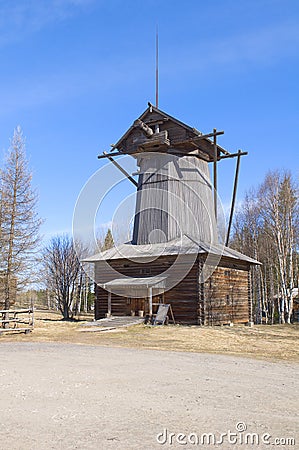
[{"xmin": 42, "ymin": 235, "xmax": 86, "ymax": 320}]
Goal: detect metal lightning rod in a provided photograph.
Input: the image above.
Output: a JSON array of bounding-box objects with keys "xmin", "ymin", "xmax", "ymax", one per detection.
[{"xmin": 156, "ymin": 26, "xmax": 159, "ymax": 108}]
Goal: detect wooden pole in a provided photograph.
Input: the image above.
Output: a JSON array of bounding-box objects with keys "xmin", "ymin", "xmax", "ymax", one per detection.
[
  {"xmin": 103, "ymin": 152, "xmax": 138, "ymax": 187},
  {"xmin": 107, "ymin": 291, "xmax": 112, "ymax": 317},
  {"xmin": 213, "ymin": 128, "xmax": 217, "ymax": 221},
  {"xmin": 30, "ymin": 299, "xmax": 34, "ymax": 329},
  {"xmin": 169, "ymin": 304, "xmax": 176, "ymax": 325},
  {"xmin": 225, "ymin": 149, "xmax": 242, "ymax": 247},
  {"xmin": 148, "ymin": 287, "xmax": 153, "ymax": 316}
]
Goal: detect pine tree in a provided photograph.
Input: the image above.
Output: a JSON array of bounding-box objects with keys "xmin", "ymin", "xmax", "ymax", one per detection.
[
  {"xmin": 0, "ymin": 126, "xmax": 42, "ymax": 311},
  {"xmin": 102, "ymin": 228, "xmax": 114, "ymax": 251}
]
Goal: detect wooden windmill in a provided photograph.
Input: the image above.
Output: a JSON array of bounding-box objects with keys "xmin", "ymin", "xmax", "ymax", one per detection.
[{"xmin": 86, "ymin": 104, "xmax": 259, "ymax": 325}]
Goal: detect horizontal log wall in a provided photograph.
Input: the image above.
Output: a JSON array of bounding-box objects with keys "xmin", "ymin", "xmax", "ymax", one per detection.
[
  {"xmin": 95, "ymin": 255, "xmax": 199, "ymax": 322},
  {"xmin": 95, "ymin": 285, "xmax": 129, "ymax": 319},
  {"xmin": 203, "ymin": 266, "xmax": 249, "ymax": 325},
  {"xmin": 95, "ymin": 256, "xmax": 251, "ymax": 325},
  {"xmin": 95, "ymin": 256, "xmax": 170, "ymax": 319},
  {"xmin": 164, "ymin": 260, "xmax": 198, "ymax": 324},
  {"xmin": 159, "ymin": 119, "xmax": 188, "ymax": 144}
]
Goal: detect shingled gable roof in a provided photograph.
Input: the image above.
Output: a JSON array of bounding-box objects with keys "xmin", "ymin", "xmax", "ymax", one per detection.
[
  {"xmin": 111, "ymin": 103, "xmax": 227, "ymax": 157},
  {"xmin": 83, "ymin": 234, "xmax": 260, "ymax": 265}
]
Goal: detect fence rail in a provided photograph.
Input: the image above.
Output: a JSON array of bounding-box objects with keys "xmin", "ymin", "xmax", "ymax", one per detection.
[{"xmin": 0, "ymin": 308, "xmax": 34, "ymax": 334}]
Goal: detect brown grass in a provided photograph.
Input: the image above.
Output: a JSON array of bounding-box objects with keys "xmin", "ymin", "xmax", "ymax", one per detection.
[{"xmin": 1, "ymin": 310, "xmax": 299, "ymax": 362}]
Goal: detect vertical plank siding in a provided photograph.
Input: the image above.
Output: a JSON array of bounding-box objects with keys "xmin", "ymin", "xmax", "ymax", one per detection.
[{"xmin": 132, "ymin": 154, "xmax": 217, "ymax": 245}]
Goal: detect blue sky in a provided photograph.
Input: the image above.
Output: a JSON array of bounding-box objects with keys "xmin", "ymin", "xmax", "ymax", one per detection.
[{"xmin": 0, "ymin": 0, "xmax": 298, "ymax": 242}]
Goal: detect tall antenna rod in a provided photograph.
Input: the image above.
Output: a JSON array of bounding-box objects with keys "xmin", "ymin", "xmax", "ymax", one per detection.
[{"xmin": 155, "ymin": 26, "xmax": 159, "ymax": 108}]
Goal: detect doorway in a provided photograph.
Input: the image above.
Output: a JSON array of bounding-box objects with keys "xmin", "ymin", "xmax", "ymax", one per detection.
[{"xmin": 126, "ymin": 293, "xmax": 165, "ymax": 316}]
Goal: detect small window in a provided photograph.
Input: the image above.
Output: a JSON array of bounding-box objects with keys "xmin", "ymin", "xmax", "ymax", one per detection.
[{"xmin": 224, "ymin": 270, "xmax": 230, "ymax": 276}]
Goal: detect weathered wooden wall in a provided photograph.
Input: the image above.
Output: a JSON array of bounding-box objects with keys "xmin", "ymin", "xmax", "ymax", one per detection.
[
  {"xmin": 117, "ymin": 107, "xmax": 217, "ymax": 160},
  {"xmin": 132, "ymin": 154, "xmax": 216, "ymax": 245},
  {"xmin": 94, "ymin": 255, "xmax": 251, "ymax": 325},
  {"xmin": 203, "ymin": 266, "xmax": 249, "ymax": 325},
  {"xmin": 164, "ymin": 256, "xmax": 199, "ymax": 324}
]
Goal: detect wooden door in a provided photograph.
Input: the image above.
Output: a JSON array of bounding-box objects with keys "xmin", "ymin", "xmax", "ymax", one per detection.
[{"xmin": 130, "ymin": 298, "xmax": 146, "ymax": 315}]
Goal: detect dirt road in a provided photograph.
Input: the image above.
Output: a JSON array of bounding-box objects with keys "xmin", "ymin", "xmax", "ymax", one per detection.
[{"xmin": 0, "ymin": 343, "xmax": 298, "ymax": 449}]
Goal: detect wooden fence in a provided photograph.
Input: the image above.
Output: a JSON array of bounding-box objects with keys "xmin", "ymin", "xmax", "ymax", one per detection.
[{"xmin": 0, "ymin": 308, "xmax": 34, "ymax": 334}]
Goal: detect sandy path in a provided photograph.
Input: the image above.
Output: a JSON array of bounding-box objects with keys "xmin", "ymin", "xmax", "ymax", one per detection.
[{"xmin": 0, "ymin": 343, "xmax": 298, "ymax": 449}]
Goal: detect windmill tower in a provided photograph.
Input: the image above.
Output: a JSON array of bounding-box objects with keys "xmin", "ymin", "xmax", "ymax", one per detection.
[
  {"xmin": 108, "ymin": 104, "xmax": 226, "ymax": 246},
  {"xmin": 86, "ymin": 104, "xmax": 259, "ymax": 325},
  {"xmin": 132, "ymin": 145, "xmax": 217, "ymax": 246}
]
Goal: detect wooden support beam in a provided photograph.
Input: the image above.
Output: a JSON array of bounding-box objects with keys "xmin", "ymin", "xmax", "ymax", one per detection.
[
  {"xmin": 169, "ymin": 304, "xmax": 176, "ymax": 325},
  {"xmin": 213, "ymin": 128, "xmax": 218, "ymax": 221},
  {"xmin": 218, "ymin": 145, "xmax": 230, "ymax": 155},
  {"xmin": 148, "ymin": 287, "xmax": 153, "ymax": 316},
  {"xmin": 225, "ymin": 150, "xmax": 242, "ymax": 246},
  {"xmin": 102, "ymin": 151, "xmax": 138, "ymax": 187},
  {"xmin": 98, "ymin": 151, "xmax": 124, "ymax": 159},
  {"xmin": 193, "ymin": 130, "xmax": 224, "ymax": 140},
  {"xmin": 107, "ymin": 291, "xmax": 112, "ymax": 317},
  {"xmin": 167, "ymin": 149, "xmax": 210, "ymax": 162},
  {"xmin": 219, "ymin": 151, "xmax": 248, "ymax": 160},
  {"xmin": 171, "ymin": 130, "xmax": 225, "ymax": 151},
  {"xmin": 97, "ymin": 140, "xmax": 240, "ymax": 165},
  {"xmin": 99, "ymin": 150, "xmax": 211, "ymax": 162},
  {"xmin": 190, "ymin": 130, "xmax": 229, "ymax": 156}
]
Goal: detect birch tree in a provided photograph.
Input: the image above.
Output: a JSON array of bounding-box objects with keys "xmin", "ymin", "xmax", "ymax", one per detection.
[
  {"xmin": 232, "ymin": 170, "xmax": 298, "ymax": 324},
  {"xmin": 232, "ymin": 191, "xmax": 264, "ymax": 323},
  {"xmin": 258, "ymin": 171, "xmax": 298, "ymax": 323},
  {"xmin": 0, "ymin": 126, "xmax": 42, "ymax": 311}
]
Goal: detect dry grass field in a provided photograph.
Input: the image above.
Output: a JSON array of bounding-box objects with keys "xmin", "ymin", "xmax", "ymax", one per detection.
[{"xmin": 1, "ymin": 309, "xmax": 298, "ymax": 362}]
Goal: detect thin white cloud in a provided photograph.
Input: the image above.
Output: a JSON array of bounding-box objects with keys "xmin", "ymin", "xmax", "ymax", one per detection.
[
  {"xmin": 0, "ymin": 56, "xmax": 150, "ymax": 116},
  {"xmin": 0, "ymin": 0, "xmax": 95, "ymax": 46},
  {"xmin": 164, "ymin": 20, "xmax": 299, "ymax": 76},
  {"xmin": 216, "ymin": 21, "xmax": 299, "ymax": 65}
]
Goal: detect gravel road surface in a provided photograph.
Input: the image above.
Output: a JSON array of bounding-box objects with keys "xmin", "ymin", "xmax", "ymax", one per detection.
[{"xmin": 0, "ymin": 343, "xmax": 298, "ymax": 449}]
